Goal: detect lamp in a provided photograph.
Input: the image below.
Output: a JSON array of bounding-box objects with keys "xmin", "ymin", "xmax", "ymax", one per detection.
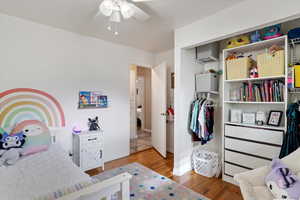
[{"xmin": 99, "ymin": 0, "xmax": 136, "ymax": 35}]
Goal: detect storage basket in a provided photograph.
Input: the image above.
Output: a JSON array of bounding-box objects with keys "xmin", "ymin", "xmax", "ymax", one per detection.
[
  {"xmin": 192, "ymin": 149, "xmax": 220, "ymax": 177},
  {"xmin": 226, "ymin": 57, "xmax": 252, "ymax": 80},
  {"xmin": 257, "ymin": 50, "xmax": 285, "ymax": 77}
]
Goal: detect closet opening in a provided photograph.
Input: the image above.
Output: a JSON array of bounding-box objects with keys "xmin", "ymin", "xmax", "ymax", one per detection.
[{"xmin": 184, "ymin": 16, "xmax": 300, "ymax": 184}]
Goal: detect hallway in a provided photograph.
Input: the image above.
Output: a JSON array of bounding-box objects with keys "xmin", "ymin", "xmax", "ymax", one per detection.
[{"xmin": 130, "ymin": 129, "xmax": 152, "ymax": 154}]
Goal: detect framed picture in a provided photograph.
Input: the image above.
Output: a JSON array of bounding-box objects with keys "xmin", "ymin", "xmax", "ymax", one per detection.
[
  {"xmin": 267, "ymin": 110, "xmax": 283, "ymax": 126},
  {"xmin": 256, "ymin": 111, "xmax": 266, "ymax": 125},
  {"xmin": 230, "ymin": 109, "xmax": 242, "ymax": 123},
  {"xmin": 79, "ymin": 91, "xmax": 108, "ymax": 109},
  {"xmin": 242, "ymin": 112, "xmax": 256, "ymax": 124}
]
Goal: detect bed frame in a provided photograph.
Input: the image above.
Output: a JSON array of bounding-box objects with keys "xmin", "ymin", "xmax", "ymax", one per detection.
[
  {"xmin": 50, "ymin": 132, "xmax": 132, "ymax": 200},
  {"xmin": 57, "ymin": 172, "xmax": 132, "ymax": 200}
]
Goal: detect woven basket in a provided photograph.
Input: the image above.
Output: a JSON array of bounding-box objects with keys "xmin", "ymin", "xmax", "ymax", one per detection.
[
  {"xmin": 257, "ymin": 50, "xmax": 285, "ymax": 77},
  {"xmin": 192, "ymin": 149, "xmax": 220, "ymax": 177},
  {"xmin": 226, "ymin": 57, "xmax": 253, "ymax": 80}
]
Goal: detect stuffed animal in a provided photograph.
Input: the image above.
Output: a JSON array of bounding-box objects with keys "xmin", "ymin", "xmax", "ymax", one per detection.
[
  {"xmin": 265, "ymin": 159, "xmax": 300, "ymax": 200},
  {"xmin": 250, "ymin": 66, "xmax": 258, "ymax": 78},
  {"xmin": 250, "ymin": 31, "xmax": 262, "ymax": 43},
  {"xmin": 226, "ymin": 35, "xmax": 250, "ymax": 49},
  {"xmin": 88, "ymin": 117, "xmax": 101, "ymax": 131},
  {"xmin": 12, "ymin": 120, "xmax": 51, "ymax": 156},
  {"xmin": 0, "ymin": 148, "xmax": 23, "ymax": 166},
  {"xmin": 263, "ymin": 24, "xmax": 282, "ymax": 40},
  {"xmin": 0, "ymin": 132, "xmax": 26, "ymax": 166}
]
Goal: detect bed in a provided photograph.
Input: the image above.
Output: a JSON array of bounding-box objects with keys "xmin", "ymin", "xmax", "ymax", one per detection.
[{"xmin": 0, "ymin": 143, "xmax": 131, "ymax": 200}]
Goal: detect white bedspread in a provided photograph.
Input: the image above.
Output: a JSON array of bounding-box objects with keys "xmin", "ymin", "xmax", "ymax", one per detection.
[{"xmin": 0, "ymin": 145, "xmax": 91, "ymax": 200}]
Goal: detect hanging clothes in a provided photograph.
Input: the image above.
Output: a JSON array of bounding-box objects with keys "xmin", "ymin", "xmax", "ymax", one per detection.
[
  {"xmin": 188, "ymin": 97, "xmax": 214, "ymax": 144},
  {"xmin": 279, "ymin": 102, "xmax": 300, "ymax": 158}
]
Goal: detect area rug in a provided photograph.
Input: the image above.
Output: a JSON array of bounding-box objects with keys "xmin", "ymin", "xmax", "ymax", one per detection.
[{"xmin": 93, "ymin": 162, "xmax": 209, "ymax": 200}]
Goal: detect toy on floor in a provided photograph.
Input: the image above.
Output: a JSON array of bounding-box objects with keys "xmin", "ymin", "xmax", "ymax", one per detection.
[
  {"xmin": 88, "ymin": 117, "xmax": 101, "ymax": 131},
  {"xmin": 263, "ymin": 24, "xmax": 282, "ymax": 40},
  {"xmin": 226, "ymin": 35, "xmax": 250, "ymax": 49},
  {"xmin": 250, "ymin": 31, "xmax": 262, "ymax": 43},
  {"xmin": 0, "ymin": 132, "xmax": 26, "ymax": 166}
]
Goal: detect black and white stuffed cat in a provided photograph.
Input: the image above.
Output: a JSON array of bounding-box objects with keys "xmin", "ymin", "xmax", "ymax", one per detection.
[{"xmin": 88, "ymin": 117, "xmax": 101, "ymax": 131}]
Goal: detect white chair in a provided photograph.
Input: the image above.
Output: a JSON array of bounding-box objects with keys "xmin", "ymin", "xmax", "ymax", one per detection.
[{"xmin": 234, "ymin": 148, "xmax": 300, "ymax": 200}]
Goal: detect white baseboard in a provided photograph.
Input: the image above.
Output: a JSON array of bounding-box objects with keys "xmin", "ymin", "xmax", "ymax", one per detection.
[{"xmin": 172, "ymin": 162, "xmax": 192, "ymax": 176}]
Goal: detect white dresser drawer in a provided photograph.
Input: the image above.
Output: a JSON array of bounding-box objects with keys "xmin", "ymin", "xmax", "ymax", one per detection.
[
  {"xmin": 225, "ymin": 137, "xmax": 281, "ymax": 159},
  {"xmin": 225, "ymin": 125, "xmax": 283, "ymax": 145},
  {"xmin": 225, "ymin": 150, "xmax": 271, "ymax": 169},
  {"xmin": 225, "ymin": 162, "xmax": 249, "ymax": 177}
]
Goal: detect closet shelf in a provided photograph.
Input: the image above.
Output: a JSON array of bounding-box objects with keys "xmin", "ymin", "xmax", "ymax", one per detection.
[
  {"xmin": 224, "ymin": 36, "xmax": 286, "ymax": 53},
  {"xmin": 224, "ymin": 122, "xmax": 286, "ymax": 131},
  {"xmin": 224, "ymin": 101, "xmax": 285, "ymax": 104},
  {"xmin": 289, "ymin": 91, "xmax": 300, "ymax": 94},
  {"xmin": 224, "ymin": 75, "xmax": 285, "ymax": 83}
]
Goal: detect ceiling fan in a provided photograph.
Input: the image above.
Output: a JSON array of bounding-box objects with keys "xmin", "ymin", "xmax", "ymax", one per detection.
[{"xmin": 98, "ymin": 0, "xmax": 153, "ymax": 35}]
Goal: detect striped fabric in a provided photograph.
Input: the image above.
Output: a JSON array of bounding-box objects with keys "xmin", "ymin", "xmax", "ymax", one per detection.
[{"xmin": 34, "ymin": 179, "xmax": 102, "ymax": 200}]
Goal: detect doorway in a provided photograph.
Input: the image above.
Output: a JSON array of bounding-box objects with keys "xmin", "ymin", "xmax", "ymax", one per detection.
[{"xmin": 130, "ymin": 65, "xmax": 152, "ymax": 154}]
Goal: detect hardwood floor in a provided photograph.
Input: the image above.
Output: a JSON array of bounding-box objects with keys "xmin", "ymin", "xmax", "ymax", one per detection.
[{"xmin": 86, "ymin": 148, "xmax": 243, "ymax": 200}]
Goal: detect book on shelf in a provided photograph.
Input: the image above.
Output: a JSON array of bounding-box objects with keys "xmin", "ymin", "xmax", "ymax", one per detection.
[{"xmin": 234, "ymin": 80, "xmax": 284, "ymax": 102}]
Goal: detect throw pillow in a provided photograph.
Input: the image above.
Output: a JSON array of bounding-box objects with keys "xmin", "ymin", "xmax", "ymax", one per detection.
[{"xmin": 265, "ymin": 159, "xmax": 300, "ymax": 199}]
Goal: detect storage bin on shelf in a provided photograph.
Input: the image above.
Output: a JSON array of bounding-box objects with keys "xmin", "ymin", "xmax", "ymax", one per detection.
[
  {"xmin": 226, "ymin": 57, "xmax": 253, "ymax": 80},
  {"xmin": 192, "ymin": 148, "xmax": 220, "ymax": 177},
  {"xmin": 257, "ymin": 50, "xmax": 285, "ymax": 77}
]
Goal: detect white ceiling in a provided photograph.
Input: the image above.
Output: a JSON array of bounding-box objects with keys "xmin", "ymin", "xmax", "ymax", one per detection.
[{"xmin": 0, "ymin": 0, "xmax": 244, "ymax": 52}]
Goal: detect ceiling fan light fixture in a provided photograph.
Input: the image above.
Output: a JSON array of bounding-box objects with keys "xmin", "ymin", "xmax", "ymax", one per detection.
[
  {"xmin": 99, "ymin": 0, "xmax": 114, "ymax": 16},
  {"xmin": 110, "ymin": 11, "xmax": 122, "ymax": 23},
  {"xmin": 120, "ymin": 2, "xmax": 134, "ymax": 19}
]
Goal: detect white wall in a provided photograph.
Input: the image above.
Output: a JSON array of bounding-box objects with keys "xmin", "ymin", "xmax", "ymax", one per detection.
[
  {"xmin": 0, "ymin": 13, "xmax": 154, "ymax": 162},
  {"xmin": 174, "ymin": 0, "xmax": 300, "ymax": 175},
  {"xmin": 155, "ymin": 49, "xmax": 174, "ymax": 153}
]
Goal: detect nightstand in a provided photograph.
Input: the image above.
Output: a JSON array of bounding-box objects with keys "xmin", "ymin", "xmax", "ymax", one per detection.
[{"xmin": 73, "ymin": 131, "xmax": 104, "ymax": 171}]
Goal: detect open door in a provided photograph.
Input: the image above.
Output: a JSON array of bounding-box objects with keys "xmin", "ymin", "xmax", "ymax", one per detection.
[{"xmin": 151, "ymin": 62, "xmax": 167, "ymax": 158}]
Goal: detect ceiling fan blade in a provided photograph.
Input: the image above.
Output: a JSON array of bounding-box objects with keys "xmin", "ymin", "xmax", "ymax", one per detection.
[{"xmin": 129, "ymin": 3, "xmax": 150, "ymax": 21}]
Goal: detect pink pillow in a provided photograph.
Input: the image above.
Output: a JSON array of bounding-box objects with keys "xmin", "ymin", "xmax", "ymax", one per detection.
[{"xmin": 12, "ymin": 120, "xmax": 51, "ymax": 156}]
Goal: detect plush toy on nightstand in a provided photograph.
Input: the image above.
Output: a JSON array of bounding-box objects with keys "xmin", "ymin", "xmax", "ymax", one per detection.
[{"xmin": 88, "ymin": 116, "xmax": 101, "ymax": 131}]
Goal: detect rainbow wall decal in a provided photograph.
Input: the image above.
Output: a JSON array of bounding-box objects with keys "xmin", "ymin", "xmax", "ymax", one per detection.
[{"xmin": 0, "ymin": 88, "xmax": 65, "ymax": 128}]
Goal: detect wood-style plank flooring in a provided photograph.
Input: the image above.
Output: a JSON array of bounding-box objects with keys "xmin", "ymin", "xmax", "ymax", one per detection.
[{"xmin": 87, "ymin": 148, "xmax": 243, "ymax": 200}]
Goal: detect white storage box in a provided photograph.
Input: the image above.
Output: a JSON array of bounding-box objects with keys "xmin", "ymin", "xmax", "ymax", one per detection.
[
  {"xmin": 192, "ymin": 149, "xmax": 220, "ymax": 177},
  {"xmin": 195, "ymin": 72, "xmax": 218, "ymax": 92}
]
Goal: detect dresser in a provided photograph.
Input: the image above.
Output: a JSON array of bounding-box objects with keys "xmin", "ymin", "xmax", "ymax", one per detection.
[
  {"xmin": 73, "ymin": 131, "xmax": 104, "ymax": 171},
  {"xmin": 223, "ymin": 124, "xmax": 283, "ymax": 184}
]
